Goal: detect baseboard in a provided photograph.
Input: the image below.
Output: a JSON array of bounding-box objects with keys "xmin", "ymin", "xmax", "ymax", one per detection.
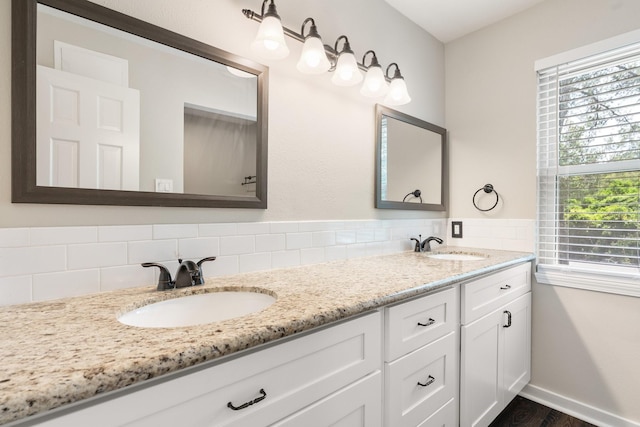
[{"xmin": 520, "ymin": 384, "xmax": 640, "ymax": 427}]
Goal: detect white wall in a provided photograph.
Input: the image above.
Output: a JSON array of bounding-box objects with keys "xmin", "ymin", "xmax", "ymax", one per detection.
[
  {"xmin": 0, "ymin": 0, "xmax": 445, "ymax": 227},
  {"xmin": 445, "ymin": 0, "xmax": 640, "ymax": 424}
]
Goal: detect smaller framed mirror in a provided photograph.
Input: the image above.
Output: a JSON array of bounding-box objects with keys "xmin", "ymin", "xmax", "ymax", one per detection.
[{"xmin": 375, "ymin": 105, "xmax": 447, "ymax": 211}]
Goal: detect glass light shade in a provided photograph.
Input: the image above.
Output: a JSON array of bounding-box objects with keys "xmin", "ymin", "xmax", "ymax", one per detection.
[
  {"xmin": 250, "ymin": 15, "xmax": 289, "ymax": 60},
  {"xmin": 360, "ymin": 65, "xmax": 389, "ymax": 97},
  {"xmin": 385, "ymin": 78, "xmax": 411, "ymax": 105},
  {"xmin": 226, "ymin": 66, "xmax": 255, "ymax": 79},
  {"xmin": 331, "ymin": 52, "xmax": 363, "ymax": 86},
  {"xmin": 296, "ymin": 36, "xmax": 330, "ymax": 74}
]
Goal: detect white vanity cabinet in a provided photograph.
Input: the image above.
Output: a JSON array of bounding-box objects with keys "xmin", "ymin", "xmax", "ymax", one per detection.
[
  {"xmin": 460, "ymin": 263, "xmax": 532, "ymax": 427},
  {"xmin": 31, "ymin": 312, "xmax": 382, "ymax": 427},
  {"xmin": 383, "ymin": 287, "xmax": 459, "ymax": 427}
]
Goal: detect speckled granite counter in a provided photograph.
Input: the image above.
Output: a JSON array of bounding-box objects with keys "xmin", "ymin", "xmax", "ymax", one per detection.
[{"xmin": 0, "ymin": 247, "xmax": 533, "ymax": 425}]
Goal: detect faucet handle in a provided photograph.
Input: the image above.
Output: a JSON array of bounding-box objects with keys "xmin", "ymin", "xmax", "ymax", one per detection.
[
  {"xmin": 193, "ymin": 256, "xmax": 216, "ymax": 285},
  {"xmin": 141, "ymin": 262, "xmax": 174, "ymax": 291},
  {"xmin": 410, "ymin": 235, "xmax": 423, "ymax": 252},
  {"xmin": 197, "ymin": 256, "xmax": 217, "ymax": 267}
]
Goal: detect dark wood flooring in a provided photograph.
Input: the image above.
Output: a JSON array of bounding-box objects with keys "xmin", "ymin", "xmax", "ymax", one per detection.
[{"xmin": 489, "ymin": 396, "xmax": 598, "ymax": 427}]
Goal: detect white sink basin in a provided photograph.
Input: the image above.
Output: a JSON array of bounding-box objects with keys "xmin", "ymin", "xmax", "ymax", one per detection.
[
  {"xmin": 428, "ymin": 253, "xmax": 485, "ymax": 261},
  {"xmin": 118, "ymin": 291, "xmax": 276, "ymax": 328}
]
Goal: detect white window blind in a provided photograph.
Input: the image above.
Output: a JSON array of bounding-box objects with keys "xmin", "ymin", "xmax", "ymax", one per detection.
[{"xmin": 536, "ymin": 42, "xmax": 640, "ymax": 293}]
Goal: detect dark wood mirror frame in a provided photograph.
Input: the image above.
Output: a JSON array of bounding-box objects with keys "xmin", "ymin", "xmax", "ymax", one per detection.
[
  {"xmin": 375, "ymin": 105, "xmax": 448, "ymax": 211},
  {"xmin": 12, "ymin": 0, "xmax": 269, "ymax": 208}
]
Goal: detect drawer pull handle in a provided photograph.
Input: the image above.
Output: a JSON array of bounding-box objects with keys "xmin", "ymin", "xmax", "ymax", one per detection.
[
  {"xmin": 503, "ymin": 310, "xmax": 512, "ymax": 328},
  {"xmin": 417, "ymin": 375, "xmax": 435, "ymax": 387},
  {"xmin": 227, "ymin": 388, "xmax": 267, "ymax": 411},
  {"xmin": 418, "ymin": 318, "xmax": 436, "ymax": 327},
  {"xmin": 500, "ymin": 284, "xmax": 511, "ymax": 290}
]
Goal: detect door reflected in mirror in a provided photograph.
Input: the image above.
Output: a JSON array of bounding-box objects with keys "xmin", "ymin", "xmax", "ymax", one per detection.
[{"xmin": 375, "ymin": 105, "xmax": 447, "ymax": 211}]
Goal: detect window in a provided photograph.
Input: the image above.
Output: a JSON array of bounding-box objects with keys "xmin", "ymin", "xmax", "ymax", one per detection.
[{"xmin": 536, "ymin": 39, "xmax": 640, "ymax": 296}]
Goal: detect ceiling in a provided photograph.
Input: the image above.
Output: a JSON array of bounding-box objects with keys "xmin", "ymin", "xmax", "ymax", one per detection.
[{"xmin": 384, "ymin": 0, "xmax": 545, "ymax": 43}]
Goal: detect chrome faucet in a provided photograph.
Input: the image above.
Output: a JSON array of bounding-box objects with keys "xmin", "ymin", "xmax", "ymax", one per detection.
[
  {"xmin": 410, "ymin": 235, "xmax": 443, "ymax": 252},
  {"xmin": 142, "ymin": 257, "xmax": 216, "ymax": 291}
]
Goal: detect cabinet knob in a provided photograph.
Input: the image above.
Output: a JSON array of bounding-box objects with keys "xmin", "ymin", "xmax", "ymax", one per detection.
[{"xmin": 227, "ymin": 388, "xmax": 267, "ymax": 411}]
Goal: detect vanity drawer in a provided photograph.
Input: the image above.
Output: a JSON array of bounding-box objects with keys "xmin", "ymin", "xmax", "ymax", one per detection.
[
  {"xmin": 384, "ymin": 332, "xmax": 457, "ymax": 427},
  {"xmin": 461, "ymin": 263, "xmax": 531, "ymax": 324},
  {"xmin": 385, "ymin": 287, "xmax": 458, "ymax": 361},
  {"xmin": 34, "ymin": 312, "xmax": 381, "ymax": 427},
  {"xmin": 272, "ymin": 371, "xmax": 382, "ymax": 427}
]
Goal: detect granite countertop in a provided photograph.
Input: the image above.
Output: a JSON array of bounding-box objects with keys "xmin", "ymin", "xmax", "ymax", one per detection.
[{"xmin": 0, "ymin": 247, "xmax": 534, "ymax": 425}]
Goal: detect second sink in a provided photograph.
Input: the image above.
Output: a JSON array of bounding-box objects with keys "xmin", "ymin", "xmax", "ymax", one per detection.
[
  {"xmin": 118, "ymin": 291, "xmax": 276, "ymax": 328},
  {"xmin": 428, "ymin": 252, "xmax": 485, "ymax": 261}
]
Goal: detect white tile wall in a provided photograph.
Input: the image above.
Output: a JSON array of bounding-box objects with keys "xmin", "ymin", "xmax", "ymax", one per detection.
[
  {"xmin": 446, "ymin": 218, "xmax": 535, "ymax": 252},
  {"xmin": 0, "ymin": 219, "xmax": 447, "ymax": 306}
]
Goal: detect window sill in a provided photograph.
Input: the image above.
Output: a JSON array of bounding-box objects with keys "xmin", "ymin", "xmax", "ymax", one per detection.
[{"xmin": 535, "ymin": 265, "xmax": 640, "ymax": 298}]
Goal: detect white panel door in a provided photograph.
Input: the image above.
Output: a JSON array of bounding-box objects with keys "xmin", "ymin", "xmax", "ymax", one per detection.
[{"xmin": 36, "ymin": 65, "xmax": 140, "ymax": 190}]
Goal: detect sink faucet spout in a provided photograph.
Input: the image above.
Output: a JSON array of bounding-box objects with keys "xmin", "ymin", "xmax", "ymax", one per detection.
[{"xmin": 421, "ymin": 236, "xmax": 443, "ymax": 252}]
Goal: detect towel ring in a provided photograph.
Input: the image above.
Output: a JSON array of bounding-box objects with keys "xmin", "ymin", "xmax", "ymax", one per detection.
[
  {"xmin": 473, "ymin": 184, "xmax": 499, "ymax": 212},
  {"xmin": 403, "ymin": 189, "xmax": 423, "ymax": 203}
]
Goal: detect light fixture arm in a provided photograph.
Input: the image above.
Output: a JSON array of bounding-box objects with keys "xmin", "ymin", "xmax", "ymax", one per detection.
[
  {"xmin": 242, "ymin": 6, "xmax": 396, "ymax": 81},
  {"xmin": 301, "ymin": 18, "xmax": 319, "ymax": 39},
  {"xmin": 386, "ymin": 63, "xmax": 403, "ymax": 80},
  {"xmin": 261, "ymin": 0, "xmax": 280, "ymax": 19},
  {"xmin": 362, "ymin": 50, "xmax": 381, "ymax": 69}
]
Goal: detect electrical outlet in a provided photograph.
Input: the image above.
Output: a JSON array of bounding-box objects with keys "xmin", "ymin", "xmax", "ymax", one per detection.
[
  {"xmin": 155, "ymin": 178, "xmax": 173, "ymax": 193},
  {"xmin": 452, "ymin": 221, "xmax": 463, "ymax": 238}
]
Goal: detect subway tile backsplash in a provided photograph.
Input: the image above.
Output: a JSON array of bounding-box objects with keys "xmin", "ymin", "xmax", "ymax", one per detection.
[
  {"xmin": 0, "ymin": 219, "xmax": 445, "ymax": 306},
  {"xmin": 0, "ymin": 218, "xmax": 535, "ymax": 306}
]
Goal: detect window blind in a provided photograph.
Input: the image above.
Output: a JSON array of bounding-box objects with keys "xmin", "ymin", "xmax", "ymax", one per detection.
[{"xmin": 537, "ymin": 43, "xmax": 640, "ymax": 276}]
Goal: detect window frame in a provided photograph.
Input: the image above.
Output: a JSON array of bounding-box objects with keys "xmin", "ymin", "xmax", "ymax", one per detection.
[{"xmin": 535, "ymin": 30, "xmax": 640, "ymax": 297}]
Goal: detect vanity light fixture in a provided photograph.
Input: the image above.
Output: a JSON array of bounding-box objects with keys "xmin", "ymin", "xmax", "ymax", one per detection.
[
  {"xmin": 249, "ymin": 0, "xmax": 289, "ymax": 60},
  {"xmin": 296, "ymin": 18, "xmax": 331, "ymax": 74},
  {"xmin": 242, "ymin": 0, "xmax": 411, "ymax": 105},
  {"xmin": 384, "ymin": 63, "xmax": 412, "ymax": 106},
  {"xmin": 360, "ymin": 50, "xmax": 389, "ymax": 97},
  {"xmin": 331, "ymin": 36, "xmax": 363, "ymax": 86}
]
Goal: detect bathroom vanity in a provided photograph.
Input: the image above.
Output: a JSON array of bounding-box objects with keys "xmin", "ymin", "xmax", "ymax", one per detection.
[{"xmin": 0, "ymin": 248, "xmax": 533, "ymax": 426}]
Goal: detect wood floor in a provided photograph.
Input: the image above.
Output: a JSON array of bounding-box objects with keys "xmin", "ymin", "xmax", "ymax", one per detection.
[{"xmin": 489, "ymin": 396, "xmax": 597, "ymax": 427}]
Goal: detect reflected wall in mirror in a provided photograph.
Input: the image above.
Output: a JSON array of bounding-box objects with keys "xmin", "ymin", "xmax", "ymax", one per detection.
[
  {"xmin": 375, "ymin": 105, "xmax": 447, "ymax": 211},
  {"xmin": 12, "ymin": 0, "xmax": 268, "ymax": 208}
]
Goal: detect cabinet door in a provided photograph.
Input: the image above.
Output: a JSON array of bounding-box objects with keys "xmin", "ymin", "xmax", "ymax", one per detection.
[
  {"xmin": 503, "ymin": 293, "xmax": 531, "ymax": 404},
  {"xmin": 272, "ymin": 372, "xmax": 382, "ymax": 427},
  {"xmin": 460, "ymin": 309, "xmax": 504, "ymax": 427},
  {"xmin": 460, "ymin": 293, "xmax": 532, "ymax": 427}
]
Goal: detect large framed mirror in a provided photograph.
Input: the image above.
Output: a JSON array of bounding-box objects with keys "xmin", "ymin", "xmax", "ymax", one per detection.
[
  {"xmin": 375, "ymin": 105, "xmax": 447, "ymax": 211},
  {"xmin": 12, "ymin": 0, "xmax": 268, "ymax": 208}
]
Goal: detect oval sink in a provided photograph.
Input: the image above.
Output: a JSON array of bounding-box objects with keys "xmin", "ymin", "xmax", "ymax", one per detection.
[
  {"xmin": 118, "ymin": 291, "xmax": 276, "ymax": 328},
  {"xmin": 428, "ymin": 253, "xmax": 485, "ymax": 261}
]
